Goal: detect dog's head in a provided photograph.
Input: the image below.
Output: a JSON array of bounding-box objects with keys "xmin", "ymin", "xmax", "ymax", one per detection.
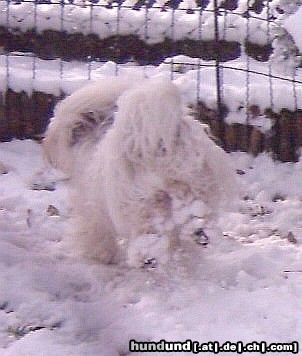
[{"xmin": 113, "ymin": 78, "xmax": 184, "ymax": 163}]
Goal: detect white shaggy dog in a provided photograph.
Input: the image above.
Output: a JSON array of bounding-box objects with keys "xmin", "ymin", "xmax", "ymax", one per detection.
[{"xmin": 44, "ymin": 76, "xmax": 237, "ymax": 266}]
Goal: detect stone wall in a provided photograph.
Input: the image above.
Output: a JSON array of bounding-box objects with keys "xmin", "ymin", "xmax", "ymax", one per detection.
[
  {"xmin": 1, "ymin": 89, "xmax": 301, "ymax": 162},
  {"xmin": 0, "ymin": 90, "xmax": 61, "ymax": 141},
  {"xmin": 196, "ymin": 102, "xmax": 302, "ymax": 162},
  {"xmin": 0, "ymin": 27, "xmax": 272, "ymax": 64},
  {"xmin": 0, "ymin": 22, "xmax": 299, "ymax": 162}
]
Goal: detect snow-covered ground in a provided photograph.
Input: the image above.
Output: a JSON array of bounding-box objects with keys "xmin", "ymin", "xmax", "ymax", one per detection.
[{"xmin": 0, "ymin": 139, "xmax": 301, "ymax": 355}]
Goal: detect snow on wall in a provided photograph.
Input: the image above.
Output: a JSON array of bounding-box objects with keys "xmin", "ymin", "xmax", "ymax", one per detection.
[
  {"xmin": 0, "ymin": 0, "xmax": 301, "ymax": 132},
  {"xmin": 1, "ymin": 53, "xmax": 302, "ymax": 132},
  {"xmin": 0, "ymin": 0, "xmax": 284, "ymax": 45},
  {"xmin": 283, "ymin": 7, "xmax": 302, "ymax": 52},
  {"xmin": 1, "ymin": 0, "xmax": 300, "ymax": 78}
]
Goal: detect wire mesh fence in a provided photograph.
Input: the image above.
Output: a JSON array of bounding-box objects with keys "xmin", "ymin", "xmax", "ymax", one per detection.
[{"xmin": 0, "ymin": 0, "xmax": 302, "ymax": 160}]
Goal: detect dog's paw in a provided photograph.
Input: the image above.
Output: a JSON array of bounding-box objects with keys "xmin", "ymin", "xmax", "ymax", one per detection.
[{"xmin": 127, "ymin": 234, "xmax": 169, "ymax": 268}]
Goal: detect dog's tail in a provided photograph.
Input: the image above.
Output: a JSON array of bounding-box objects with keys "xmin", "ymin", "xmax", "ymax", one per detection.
[{"xmin": 43, "ymin": 75, "xmax": 138, "ymax": 176}]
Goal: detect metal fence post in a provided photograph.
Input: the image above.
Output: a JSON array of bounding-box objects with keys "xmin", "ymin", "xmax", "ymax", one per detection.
[{"xmin": 213, "ymin": 0, "xmax": 224, "ymax": 144}]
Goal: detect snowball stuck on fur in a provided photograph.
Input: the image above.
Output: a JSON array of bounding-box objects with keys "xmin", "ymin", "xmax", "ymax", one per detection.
[{"xmin": 44, "ymin": 75, "xmax": 238, "ymax": 266}]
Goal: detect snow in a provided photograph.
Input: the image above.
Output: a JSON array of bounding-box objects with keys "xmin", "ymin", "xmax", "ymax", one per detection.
[
  {"xmin": 0, "ymin": 1, "xmax": 280, "ymax": 45},
  {"xmin": 0, "ymin": 139, "xmax": 301, "ymax": 355},
  {"xmin": 284, "ymin": 7, "xmax": 302, "ymax": 52}
]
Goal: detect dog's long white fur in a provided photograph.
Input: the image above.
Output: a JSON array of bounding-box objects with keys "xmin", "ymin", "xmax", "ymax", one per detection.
[{"xmin": 44, "ymin": 76, "xmax": 237, "ymax": 265}]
